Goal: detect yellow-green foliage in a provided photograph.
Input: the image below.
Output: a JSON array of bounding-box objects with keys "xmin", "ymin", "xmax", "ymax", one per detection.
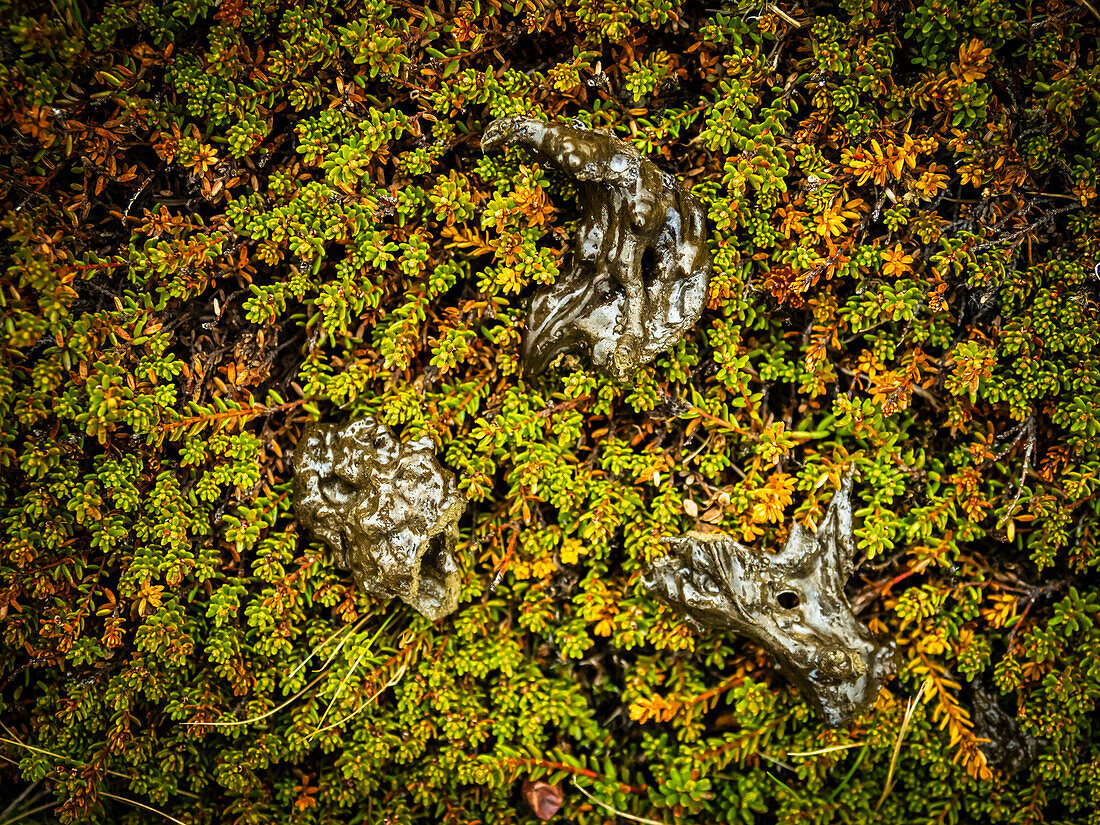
[{"xmin": 2, "ymin": 0, "xmax": 1100, "ymax": 823}]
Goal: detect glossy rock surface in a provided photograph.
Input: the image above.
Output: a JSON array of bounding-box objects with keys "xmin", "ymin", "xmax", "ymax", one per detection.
[
  {"xmin": 643, "ymin": 476, "xmax": 896, "ymax": 726},
  {"xmin": 292, "ymin": 419, "xmax": 466, "ymax": 621},
  {"xmin": 482, "ymin": 116, "xmax": 711, "ymax": 383},
  {"xmin": 970, "ymin": 683, "xmax": 1038, "ymax": 775}
]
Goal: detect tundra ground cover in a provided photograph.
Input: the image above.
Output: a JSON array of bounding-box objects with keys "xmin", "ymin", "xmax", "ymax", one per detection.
[{"xmin": 1, "ymin": 0, "xmax": 1099, "ymax": 822}]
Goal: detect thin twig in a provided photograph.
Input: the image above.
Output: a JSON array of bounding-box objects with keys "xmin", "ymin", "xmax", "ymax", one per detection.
[
  {"xmin": 973, "ymin": 203, "xmax": 1080, "ymax": 252},
  {"xmin": 159, "ymin": 398, "xmax": 307, "ymax": 433},
  {"xmin": 1006, "ymin": 579, "xmax": 1070, "ymax": 651},
  {"xmin": 998, "ymin": 416, "xmax": 1036, "ymax": 530},
  {"xmin": 769, "ymin": 4, "xmax": 802, "ymax": 26},
  {"xmin": 121, "ymin": 163, "xmax": 164, "ymax": 223},
  {"xmin": 490, "ymin": 528, "xmax": 519, "ymax": 591}
]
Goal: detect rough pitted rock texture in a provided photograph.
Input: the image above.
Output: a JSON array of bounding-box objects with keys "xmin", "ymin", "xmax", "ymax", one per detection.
[
  {"xmin": 292, "ymin": 418, "xmax": 466, "ymax": 620},
  {"xmin": 644, "ymin": 476, "xmax": 896, "ymax": 726},
  {"xmin": 481, "ymin": 116, "xmax": 711, "ymax": 384}
]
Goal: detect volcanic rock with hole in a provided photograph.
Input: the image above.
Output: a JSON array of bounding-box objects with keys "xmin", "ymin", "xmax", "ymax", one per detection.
[
  {"xmin": 481, "ymin": 115, "xmax": 711, "ymax": 384},
  {"xmin": 292, "ymin": 418, "xmax": 466, "ymax": 621},
  {"xmin": 643, "ymin": 476, "xmax": 897, "ymax": 726}
]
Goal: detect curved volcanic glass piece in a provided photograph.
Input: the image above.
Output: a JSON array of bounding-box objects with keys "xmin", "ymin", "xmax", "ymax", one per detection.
[{"xmin": 482, "ymin": 116, "xmax": 711, "ymax": 384}]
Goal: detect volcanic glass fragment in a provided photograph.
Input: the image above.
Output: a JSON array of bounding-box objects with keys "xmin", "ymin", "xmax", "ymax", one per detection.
[
  {"xmin": 292, "ymin": 418, "xmax": 466, "ymax": 621},
  {"xmin": 643, "ymin": 476, "xmax": 897, "ymax": 726},
  {"xmin": 482, "ymin": 116, "xmax": 711, "ymax": 384}
]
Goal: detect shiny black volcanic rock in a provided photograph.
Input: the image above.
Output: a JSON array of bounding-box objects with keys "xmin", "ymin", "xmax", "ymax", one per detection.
[
  {"xmin": 482, "ymin": 116, "xmax": 711, "ymax": 384},
  {"xmin": 644, "ymin": 476, "xmax": 897, "ymax": 726}
]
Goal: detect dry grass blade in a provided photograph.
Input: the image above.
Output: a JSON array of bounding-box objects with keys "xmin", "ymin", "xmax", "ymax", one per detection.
[
  {"xmin": 187, "ymin": 616, "xmax": 389, "ymax": 729},
  {"xmin": 311, "ymin": 615, "xmax": 395, "ymax": 736},
  {"xmin": 311, "ymin": 646, "xmax": 372, "ymax": 737},
  {"xmin": 757, "ymin": 751, "xmax": 795, "ymax": 771},
  {"xmin": 876, "ymin": 681, "xmax": 928, "ymax": 810},
  {"xmin": 311, "ymin": 660, "xmax": 408, "ymax": 737},
  {"xmin": 185, "ymin": 670, "xmax": 328, "ymax": 727},
  {"xmin": 100, "ymin": 792, "xmax": 188, "ymax": 825},
  {"xmin": 787, "ymin": 742, "xmax": 864, "ymax": 757},
  {"xmin": 0, "ymin": 801, "xmax": 56, "ymax": 825},
  {"xmin": 1076, "ymin": 0, "xmax": 1100, "ymax": 22},
  {"xmin": 571, "ymin": 778, "xmax": 668, "ymax": 825},
  {"xmin": 288, "ymin": 616, "xmax": 368, "ymax": 679},
  {"xmin": 0, "ymin": 724, "xmax": 132, "ymax": 781},
  {"xmin": 0, "ymin": 775, "xmax": 40, "ymax": 822},
  {"xmin": 0, "ymin": 724, "xmax": 188, "ymax": 825}
]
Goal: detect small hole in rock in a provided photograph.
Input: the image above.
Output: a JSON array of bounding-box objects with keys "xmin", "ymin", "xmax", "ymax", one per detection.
[
  {"xmin": 418, "ymin": 533, "xmax": 451, "ymax": 596},
  {"xmin": 777, "ymin": 591, "xmax": 800, "ymax": 609}
]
